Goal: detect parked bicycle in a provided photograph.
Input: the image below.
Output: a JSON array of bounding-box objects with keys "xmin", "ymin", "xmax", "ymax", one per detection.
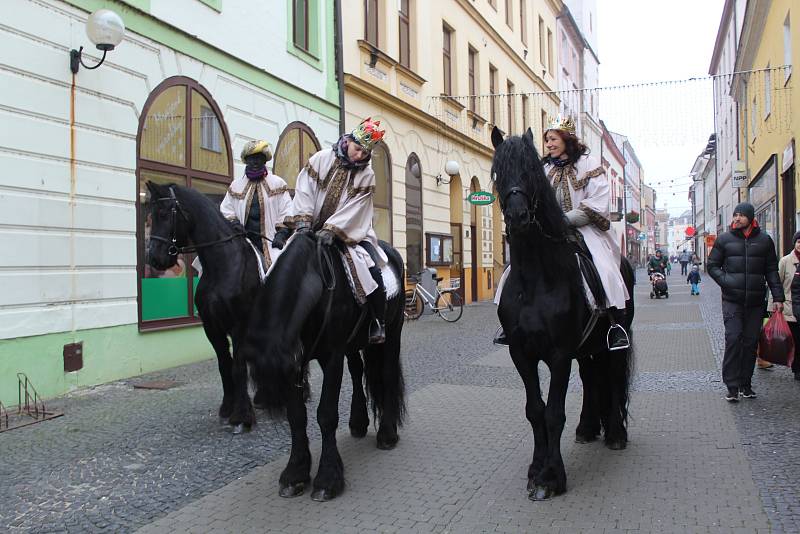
[{"xmin": 404, "ymin": 271, "xmax": 463, "ymax": 322}]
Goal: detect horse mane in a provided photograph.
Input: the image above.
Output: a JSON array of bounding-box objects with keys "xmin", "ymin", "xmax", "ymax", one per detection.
[
  {"xmin": 242, "ymin": 233, "xmax": 324, "ymax": 414},
  {"xmin": 171, "ymin": 184, "xmax": 233, "ymax": 236}
]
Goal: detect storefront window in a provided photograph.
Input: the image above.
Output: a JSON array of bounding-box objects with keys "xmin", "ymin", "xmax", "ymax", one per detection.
[{"xmin": 137, "ymin": 77, "xmax": 232, "ymax": 329}]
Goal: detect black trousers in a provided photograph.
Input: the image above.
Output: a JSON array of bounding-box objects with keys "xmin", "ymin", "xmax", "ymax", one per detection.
[
  {"xmin": 721, "ymin": 300, "xmax": 764, "ymax": 388},
  {"xmin": 787, "ymin": 321, "xmax": 800, "ymax": 374},
  {"xmin": 680, "ymin": 261, "xmax": 688, "ymax": 275}
]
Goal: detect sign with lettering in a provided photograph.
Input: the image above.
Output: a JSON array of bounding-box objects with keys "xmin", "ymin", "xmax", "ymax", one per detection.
[
  {"xmin": 732, "ymin": 160, "xmax": 748, "ymax": 188},
  {"xmin": 468, "ymin": 191, "xmax": 496, "ymax": 205}
]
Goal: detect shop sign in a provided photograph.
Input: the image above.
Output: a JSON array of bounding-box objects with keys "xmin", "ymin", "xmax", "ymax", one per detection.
[
  {"xmin": 468, "ymin": 191, "xmax": 495, "ymax": 205},
  {"xmin": 732, "ymin": 160, "xmax": 747, "ymax": 188}
]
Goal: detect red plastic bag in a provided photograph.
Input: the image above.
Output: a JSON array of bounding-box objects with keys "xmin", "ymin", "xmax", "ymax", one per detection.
[{"xmin": 758, "ymin": 312, "xmax": 795, "ymax": 367}]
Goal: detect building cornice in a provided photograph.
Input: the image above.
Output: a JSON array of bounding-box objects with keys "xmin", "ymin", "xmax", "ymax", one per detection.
[
  {"xmin": 344, "ymin": 74, "xmax": 494, "ymax": 159},
  {"xmin": 709, "ymin": 0, "xmax": 735, "ymax": 74},
  {"xmin": 732, "ymin": 0, "xmax": 770, "ymax": 100},
  {"xmin": 734, "ymin": 0, "xmax": 770, "ymax": 73},
  {"xmin": 454, "ymin": 0, "xmax": 559, "ymax": 100}
]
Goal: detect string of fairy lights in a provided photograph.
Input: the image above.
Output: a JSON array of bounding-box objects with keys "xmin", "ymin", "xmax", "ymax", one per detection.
[{"xmin": 428, "ymin": 67, "xmax": 792, "ymax": 205}]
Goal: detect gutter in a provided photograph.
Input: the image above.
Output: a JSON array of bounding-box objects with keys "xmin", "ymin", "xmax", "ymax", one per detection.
[{"xmin": 334, "ymin": 0, "xmax": 345, "ymax": 135}]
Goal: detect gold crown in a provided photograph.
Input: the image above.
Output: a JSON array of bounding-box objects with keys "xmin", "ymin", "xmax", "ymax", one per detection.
[
  {"xmin": 546, "ymin": 114, "xmax": 576, "ymax": 135},
  {"xmin": 351, "ymin": 117, "xmax": 385, "ymax": 151}
]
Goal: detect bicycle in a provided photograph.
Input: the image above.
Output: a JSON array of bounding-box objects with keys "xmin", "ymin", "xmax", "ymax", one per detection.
[{"xmin": 404, "ymin": 271, "xmax": 464, "ymax": 322}]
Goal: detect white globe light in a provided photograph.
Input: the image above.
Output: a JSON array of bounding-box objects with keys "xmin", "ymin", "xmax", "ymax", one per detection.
[
  {"xmin": 444, "ymin": 160, "xmax": 460, "ymax": 176},
  {"xmin": 86, "ymin": 9, "xmax": 125, "ymax": 51}
]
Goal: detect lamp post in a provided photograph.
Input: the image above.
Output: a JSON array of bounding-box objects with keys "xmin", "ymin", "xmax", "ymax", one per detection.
[{"xmin": 70, "ymin": 9, "xmax": 125, "ymax": 74}]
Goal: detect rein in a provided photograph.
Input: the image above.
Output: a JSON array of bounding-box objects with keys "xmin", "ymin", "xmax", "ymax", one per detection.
[
  {"xmin": 149, "ymin": 186, "xmax": 250, "ymax": 256},
  {"xmin": 298, "ymin": 240, "xmax": 337, "ymax": 383},
  {"xmin": 501, "ymin": 185, "xmax": 565, "ymax": 243}
]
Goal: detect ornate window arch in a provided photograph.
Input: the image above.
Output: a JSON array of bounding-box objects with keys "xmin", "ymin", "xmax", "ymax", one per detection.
[
  {"xmin": 136, "ymin": 76, "xmax": 232, "ymax": 329},
  {"xmin": 405, "ymin": 152, "xmax": 423, "ymax": 274},
  {"xmin": 272, "ymin": 121, "xmax": 321, "ymax": 191},
  {"xmin": 371, "ymin": 141, "xmax": 393, "ymax": 243}
]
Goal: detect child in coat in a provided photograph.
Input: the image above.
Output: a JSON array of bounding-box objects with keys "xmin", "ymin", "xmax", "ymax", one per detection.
[{"xmin": 687, "ymin": 265, "xmax": 701, "ymax": 295}]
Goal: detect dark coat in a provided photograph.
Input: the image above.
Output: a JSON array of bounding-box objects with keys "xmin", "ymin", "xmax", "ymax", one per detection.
[
  {"xmin": 687, "ymin": 271, "xmax": 701, "ymax": 284},
  {"xmin": 707, "ymin": 224, "xmax": 783, "ymax": 307},
  {"xmin": 791, "ymin": 263, "xmax": 800, "ymax": 320}
]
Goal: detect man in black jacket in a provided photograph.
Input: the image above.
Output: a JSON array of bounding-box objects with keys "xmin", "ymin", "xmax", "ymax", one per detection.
[{"xmin": 707, "ymin": 202, "xmax": 784, "ymax": 402}]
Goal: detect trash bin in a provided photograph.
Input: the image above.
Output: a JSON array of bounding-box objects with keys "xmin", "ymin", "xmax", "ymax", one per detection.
[{"xmin": 418, "ymin": 267, "xmax": 439, "ymax": 315}]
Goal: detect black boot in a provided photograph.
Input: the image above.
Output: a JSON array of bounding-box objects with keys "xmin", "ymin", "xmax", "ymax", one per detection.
[
  {"xmin": 606, "ymin": 307, "xmax": 630, "ymax": 351},
  {"xmin": 493, "ymin": 326, "xmax": 509, "ymax": 346},
  {"xmin": 367, "ymin": 266, "xmax": 386, "ymax": 344}
]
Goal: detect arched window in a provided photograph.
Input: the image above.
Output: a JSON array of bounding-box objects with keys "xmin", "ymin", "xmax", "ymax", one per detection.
[
  {"xmin": 405, "ymin": 153, "xmax": 423, "ymax": 275},
  {"xmin": 273, "ymin": 121, "xmax": 321, "ymax": 190},
  {"xmin": 137, "ymin": 76, "xmax": 232, "ymax": 329},
  {"xmin": 371, "ymin": 142, "xmax": 392, "ymax": 243}
]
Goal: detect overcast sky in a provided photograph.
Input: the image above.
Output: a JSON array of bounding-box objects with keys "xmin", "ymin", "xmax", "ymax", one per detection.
[{"xmin": 597, "ymin": 0, "xmax": 726, "ymax": 215}]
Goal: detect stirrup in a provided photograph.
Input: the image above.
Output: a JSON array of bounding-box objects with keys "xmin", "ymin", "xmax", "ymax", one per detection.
[
  {"xmin": 607, "ymin": 324, "xmax": 630, "ymax": 351},
  {"xmin": 368, "ymin": 318, "xmax": 385, "ymax": 344},
  {"xmin": 493, "ymin": 326, "xmax": 509, "ymax": 346}
]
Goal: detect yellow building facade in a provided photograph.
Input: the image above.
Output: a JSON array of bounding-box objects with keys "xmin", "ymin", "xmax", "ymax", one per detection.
[
  {"xmin": 735, "ymin": 0, "xmax": 798, "ymax": 256},
  {"xmin": 341, "ymin": 0, "xmax": 561, "ymax": 302}
]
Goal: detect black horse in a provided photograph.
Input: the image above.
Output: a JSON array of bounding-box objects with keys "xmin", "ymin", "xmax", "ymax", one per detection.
[
  {"xmin": 144, "ymin": 182, "xmax": 374, "ymax": 435},
  {"xmin": 491, "ymin": 127, "xmax": 635, "ymax": 501},
  {"xmin": 241, "ymin": 232, "xmax": 406, "ymax": 501}
]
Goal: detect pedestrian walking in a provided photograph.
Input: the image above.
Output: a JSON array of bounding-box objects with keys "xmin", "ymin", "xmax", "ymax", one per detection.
[
  {"xmin": 777, "ymin": 230, "xmax": 800, "ymax": 380},
  {"xmin": 679, "ymin": 249, "xmax": 691, "ymax": 275},
  {"xmin": 707, "ymin": 202, "xmax": 784, "ymax": 402},
  {"xmin": 687, "ymin": 265, "xmax": 701, "ymax": 295}
]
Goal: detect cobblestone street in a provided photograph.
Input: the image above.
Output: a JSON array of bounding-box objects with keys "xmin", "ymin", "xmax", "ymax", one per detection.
[{"xmin": 3, "ymin": 269, "xmax": 800, "ymax": 533}]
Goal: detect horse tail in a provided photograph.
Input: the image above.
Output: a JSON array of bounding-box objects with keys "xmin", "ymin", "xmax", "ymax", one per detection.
[
  {"xmin": 617, "ymin": 256, "xmax": 636, "ymax": 428},
  {"xmin": 363, "ymin": 243, "xmax": 407, "ymax": 426},
  {"xmin": 242, "ymin": 333, "xmax": 301, "ymax": 417}
]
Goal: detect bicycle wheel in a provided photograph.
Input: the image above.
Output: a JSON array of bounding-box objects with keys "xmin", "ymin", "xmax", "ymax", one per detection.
[
  {"xmin": 435, "ymin": 290, "xmax": 463, "ymax": 322},
  {"xmin": 404, "ymin": 289, "xmax": 423, "ymax": 320}
]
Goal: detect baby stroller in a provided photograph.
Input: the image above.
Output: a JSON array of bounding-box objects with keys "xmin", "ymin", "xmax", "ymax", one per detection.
[{"xmin": 649, "ymin": 271, "xmax": 669, "ymax": 299}]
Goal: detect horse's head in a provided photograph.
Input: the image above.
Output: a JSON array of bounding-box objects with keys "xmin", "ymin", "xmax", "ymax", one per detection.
[
  {"xmin": 145, "ymin": 181, "xmax": 191, "ymax": 270},
  {"xmin": 491, "ymin": 126, "xmax": 563, "ymax": 238}
]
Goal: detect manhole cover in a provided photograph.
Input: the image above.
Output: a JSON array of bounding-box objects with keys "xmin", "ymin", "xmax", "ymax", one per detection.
[{"xmin": 133, "ymin": 380, "xmax": 183, "ymax": 390}]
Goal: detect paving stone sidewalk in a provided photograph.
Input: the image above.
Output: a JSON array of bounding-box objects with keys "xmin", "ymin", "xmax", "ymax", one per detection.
[
  {"xmin": 4, "ymin": 269, "xmax": 799, "ymax": 533},
  {"xmin": 134, "ymin": 272, "xmax": 778, "ymax": 533}
]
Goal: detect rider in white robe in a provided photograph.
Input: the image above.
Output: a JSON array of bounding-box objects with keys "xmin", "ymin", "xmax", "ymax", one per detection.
[
  {"xmin": 220, "ymin": 140, "xmax": 293, "ymax": 270},
  {"xmin": 289, "ymin": 118, "xmax": 389, "ymax": 343},
  {"xmin": 494, "ymin": 117, "xmax": 630, "ymax": 350}
]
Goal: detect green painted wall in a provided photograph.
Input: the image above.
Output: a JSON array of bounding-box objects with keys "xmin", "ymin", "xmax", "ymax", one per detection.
[
  {"xmin": 64, "ymin": 0, "xmax": 339, "ymax": 120},
  {"xmin": 0, "ymin": 324, "xmax": 212, "ymax": 406}
]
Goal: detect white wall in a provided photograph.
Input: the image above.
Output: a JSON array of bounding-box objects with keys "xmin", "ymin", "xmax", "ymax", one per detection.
[
  {"xmin": 0, "ymin": 0, "xmax": 337, "ymax": 339},
  {"xmin": 150, "ymin": 0, "xmax": 334, "ymax": 101}
]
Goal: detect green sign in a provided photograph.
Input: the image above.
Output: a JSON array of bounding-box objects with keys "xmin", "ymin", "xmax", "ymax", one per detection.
[{"xmin": 468, "ymin": 191, "xmax": 495, "ymax": 205}]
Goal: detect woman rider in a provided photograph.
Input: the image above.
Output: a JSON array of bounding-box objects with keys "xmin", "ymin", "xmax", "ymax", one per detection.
[{"xmin": 494, "ymin": 115, "xmax": 630, "ymax": 350}]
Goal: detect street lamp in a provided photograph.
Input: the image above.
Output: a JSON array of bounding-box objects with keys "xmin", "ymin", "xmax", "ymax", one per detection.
[
  {"xmin": 70, "ymin": 9, "xmax": 125, "ymax": 74},
  {"xmin": 436, "ymin": 160, "xmax": 460, "ymax": 186}
]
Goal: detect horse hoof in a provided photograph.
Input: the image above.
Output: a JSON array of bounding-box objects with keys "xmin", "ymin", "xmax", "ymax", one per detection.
[
  {"xmin": 575, "ymin": 434, "xmax": 598, "ymax": 444},
  {"xmin": 311, "ymin": 488, "xmax": 337, "ymax": 502},
  {"xmin": 606, "ymin": 440, "xmax": 627, "ymax": 450},
  {"xmin": 528, "ymin": 485, "xmax": 554, "ymax": 501},
  {"xmin": 279, "ymin": 482, "xmax": 306, "ymax": 498},
  {"xmin": 376, "ymin": 436, "xmax": 398, "ymax": 450},
  {"xmin": 232, "ymin": 423, "xmax": 251, "ymax": 435},
  {"xmin": 350, "ymin": 426, "xmax": 368, "ymax": 438}
]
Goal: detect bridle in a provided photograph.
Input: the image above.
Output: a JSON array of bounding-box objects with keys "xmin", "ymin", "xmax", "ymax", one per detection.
[
  {"xmin": 148, "ymin": 185, "xmax": 245, "ymax": 256},
  {"xmin": 498, "ymin": 180, "xmax": 563, "ymax": 242}
]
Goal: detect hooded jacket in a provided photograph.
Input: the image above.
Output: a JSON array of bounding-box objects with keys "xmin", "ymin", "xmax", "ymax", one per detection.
[{"xmin": 706, "ymin": 220, "xmax": 784, "ymax": 307}]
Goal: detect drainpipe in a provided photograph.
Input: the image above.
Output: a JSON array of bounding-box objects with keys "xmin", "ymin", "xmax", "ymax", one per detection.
[{"xmin": 333, "ymin": 0, "xmax": 345, "ymax": 135}]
